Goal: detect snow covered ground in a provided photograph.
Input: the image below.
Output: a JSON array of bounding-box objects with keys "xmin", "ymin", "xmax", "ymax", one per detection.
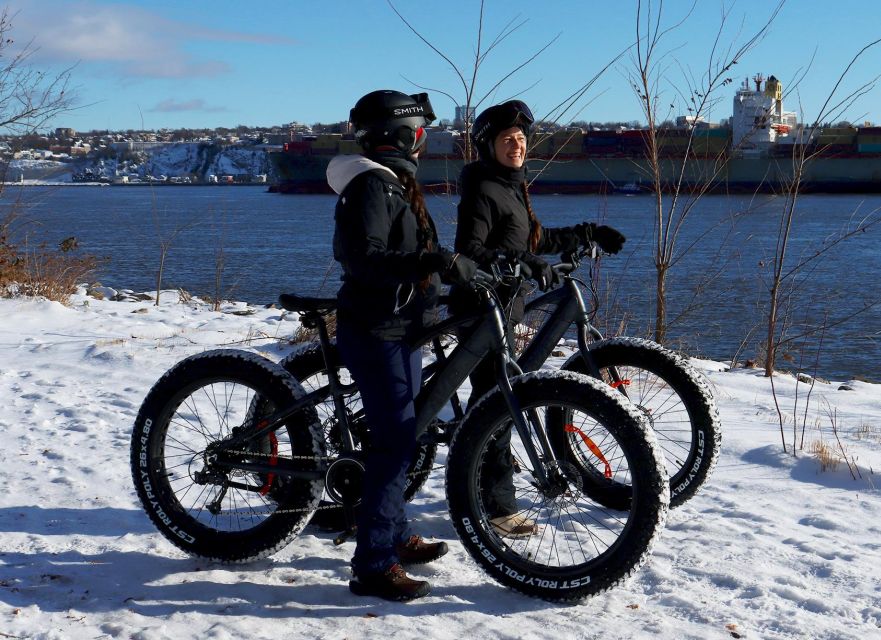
[
  {"xmin": 4, "ymin": 145, "xmax": 270, "ymax": 185},
  {"xmin": 0, "ymin": 288, "xmax": 879, "ymax": 640},
  {"xmin": 5, "ymin": 159, "xmax": 74, "ymax": 183}
]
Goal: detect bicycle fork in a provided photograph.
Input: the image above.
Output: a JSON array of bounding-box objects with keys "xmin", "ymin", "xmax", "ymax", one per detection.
[{"xmin": 493, "ymin": 349, "xmax": 564, "ymax": 493}]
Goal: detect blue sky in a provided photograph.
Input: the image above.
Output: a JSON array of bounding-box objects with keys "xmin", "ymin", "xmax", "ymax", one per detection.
[{"xmin": 7, "ymin": 0, "xmax": 881, "ymax": 132}]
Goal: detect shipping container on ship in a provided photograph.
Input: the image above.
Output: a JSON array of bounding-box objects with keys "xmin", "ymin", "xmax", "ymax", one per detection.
[{"xmin": 268, "ymin": 74, "xmax": 881, "ymax": 194}]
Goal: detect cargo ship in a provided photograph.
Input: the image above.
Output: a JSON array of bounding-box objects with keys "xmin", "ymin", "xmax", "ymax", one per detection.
[{"xmin": 268, "ymin": 75, "xmax": 881, "ymax": 195}]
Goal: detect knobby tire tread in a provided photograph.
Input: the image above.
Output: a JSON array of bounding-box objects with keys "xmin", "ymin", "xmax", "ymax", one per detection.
[
  {"xmin": 560, "ymin": 337, "xmax": 721, "ymax": 508},
  {"xmin": 130, "ymin": 349, "xmax": 324, "ymax": 563},
  {"xmin": 446, "ymin": 371, "xmax": 669, "ymax": 601}
]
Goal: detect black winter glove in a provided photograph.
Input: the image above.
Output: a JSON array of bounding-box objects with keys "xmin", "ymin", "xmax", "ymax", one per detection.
[
  {"xmin": 594, "ymin": 224, "xmax": 626, "ymax": 254},
  {"xmin": 518, "ymin": 252, "xmax": 558, "ymax": 292},
  {"xmin": 574, "ymin": 222, "xmax": 626, "ymax": 255},
  {"xmin": 428, "ymin": 248, "xmax": 478, "ymax": 286}
]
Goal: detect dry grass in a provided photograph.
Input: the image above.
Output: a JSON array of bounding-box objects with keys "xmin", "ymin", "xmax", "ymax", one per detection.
[
  {"xmin": 288, "ymin": 312, "xmax": 337, "ymax": 344},
  {"xmin": 14, "ymin": 245, "xmax": 98, "ymax": 303},
  {"xmin": 513, "ymin": 318, "xmax": 542, "ymax": 356},
  {"xmin": 801, "ymin": 402, "xmax": 862, "ymax": 480},
  {"xmin": 808, "ymin": 439, "xmax": 842, "ymax": 473},
  {"xmin": 853, "ymin": 422, "xmax": 881, "ymax": 443},
  {"xmin": 2, "ymin": 213, "xmax": 98, "ymax": 305}
]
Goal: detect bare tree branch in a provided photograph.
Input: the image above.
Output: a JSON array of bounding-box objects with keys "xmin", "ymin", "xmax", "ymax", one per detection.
[
  {"xmin": 812, "ymin": 38, "xmax": 881, "ymax": 126},
  {"xmin": 390, "ymin": 1, "xmax": 561, "ymax": 163},
  {"xmin": 474, "ymin": 32, "xmax": 561, "ymax": 111},
  {"xmin": 399, "ymin": 75, "xmax": 459, "ymax": 109},
  {"xmin": 630, "ymin": 0, "xmax": 784, "ymax": 342},
  {"xmin": 386, "ymin": 0, "xmax": 469, "ymax": 96},
  {"xmin": 0, "ymin": 11, "xmax": 75, "ymax": 135}
]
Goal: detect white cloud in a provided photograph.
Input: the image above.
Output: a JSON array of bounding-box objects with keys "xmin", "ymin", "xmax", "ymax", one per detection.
[
  {"xmin": 149, "ymin": 98, "xmax": 228, "ymax": 113},
  {"xmin": 7, "ymin": 1, "xmax": 295, "ymax": 78}
]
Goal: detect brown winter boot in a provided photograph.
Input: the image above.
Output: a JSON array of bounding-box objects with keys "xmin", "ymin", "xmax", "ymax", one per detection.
[
  {"xmin": 490, "ymin": 513, "xmax": 537, "ymax": 539},
  {"xmin": 396, "ymin": 535, "xmax": 449, "ymax": 565},
  {"xmin": 349, "ymin": 563, "xmax": 431, "ymax": 601}
]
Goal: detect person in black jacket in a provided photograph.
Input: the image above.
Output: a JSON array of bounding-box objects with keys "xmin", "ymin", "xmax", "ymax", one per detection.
[
  {"xmin": 330, "ymin": 90, "xmax": 476, "ymax": 602},
  {"xmin": 453, "ymin": 100, "xmax": 626, "ymax": 538}
]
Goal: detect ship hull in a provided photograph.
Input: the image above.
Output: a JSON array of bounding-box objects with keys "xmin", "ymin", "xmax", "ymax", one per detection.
[{"xmin": 268, "ymin": 152, "xmax": 881, "ymax": 194}]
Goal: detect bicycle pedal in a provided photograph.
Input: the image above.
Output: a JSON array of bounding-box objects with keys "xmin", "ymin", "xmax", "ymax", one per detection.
[
  {"xmin": 333, "ymin": 526, "xmax": 357, "ymax": 546},
  {"xmin": 433, "ymin": 419, "xmax": 460, "ymax": 444}
]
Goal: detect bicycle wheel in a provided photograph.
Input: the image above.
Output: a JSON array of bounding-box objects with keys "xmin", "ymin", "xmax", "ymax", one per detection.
[
  {"xmin": 279, "ymin": 342, "xmax": 438, "ymax": 503},
  {"xmin": 130, "ymin": 349, "xmax": 324, "ymax": 562},
  {"xmin": 555, "ymin": 337, "xmax": 721, "ymax": 508},
  {"xmin": 446, "ymin": 371, "xmax": 668, "ymax": 602}
]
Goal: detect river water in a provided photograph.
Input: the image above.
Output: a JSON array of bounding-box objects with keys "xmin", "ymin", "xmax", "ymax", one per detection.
[{"xmin": 2, "ymin": 185, "xmax": 879, "ymax": 381}]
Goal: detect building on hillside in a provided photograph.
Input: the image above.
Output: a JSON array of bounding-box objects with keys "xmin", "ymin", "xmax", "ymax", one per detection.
[
  {"xmin": 111, "ymin": 141, "xmax": 170, "ymax": 152},
  {"xmin": 265, "ymin": 132, "xmax": 294, "ymax": 145},
  {"xmin": 676, "ymin": 115, "xmax": 709, "ymax": 128},
  {"xmin": 454, "ymin": 105, "xmax": 475, "ymax": 128}
]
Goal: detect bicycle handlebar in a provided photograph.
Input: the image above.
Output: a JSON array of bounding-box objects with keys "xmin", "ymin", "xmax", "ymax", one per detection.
[
  {"xmin": 469, "ymin": 241, "xmax": 606, "ymax": 291},
  {"xmin": 470, "ymin": 257, "xmax": 525, "ymax": 289},
  {"xmin": 553, "ymin": 242, "xmax": 604, "ymax": 275},
  {"xmin": 471, "ymin": 268, "xmax": 498, "ymax": 287}
]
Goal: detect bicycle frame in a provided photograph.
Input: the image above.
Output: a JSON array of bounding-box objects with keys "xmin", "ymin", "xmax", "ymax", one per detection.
[
  {"xmin": 519, "ymin": 274, "xmax": 607, "ymax": 378},
  {"xmin": 214, "ymin": 279, "xmax": 562, "ymax": 489},
  {"xmin": 430, "ymin": 272, "xmax": 626, "ymax": 425}
]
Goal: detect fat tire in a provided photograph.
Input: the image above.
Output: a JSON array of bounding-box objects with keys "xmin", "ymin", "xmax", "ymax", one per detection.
[
  {"xmin": 279, "ymin": 343, "xmax": 438, "ymax": 503},
  {"xmin": 446, "ymin": 371, "xmax": 668, "ymax": 602},
  {"xmin": 130, "ymin": 349, "xmax": 324, "ymax": 562},
  {"xmin": 557, "ymin": 337, "xmax": 721, "ymax": 508}
]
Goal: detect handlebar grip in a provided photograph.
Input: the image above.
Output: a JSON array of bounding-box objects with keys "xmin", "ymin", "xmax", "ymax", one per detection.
[
  {"xmin": 471, "ymin": 269, "xmax": 497, "ymax": 286},
  {"xmin": 552, "ymin": 242, "xmax": 604, "ymax": 274},
  {"xmin": 553, "ymin": 262, "xmax": 576, "ymax": 274}
]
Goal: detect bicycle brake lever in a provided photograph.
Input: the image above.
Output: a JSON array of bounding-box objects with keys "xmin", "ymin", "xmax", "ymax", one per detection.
[
  {"xmin": 561, "ymin": 250, "xmax": 581, "ymax": 270},
  {"xmin": 581, "ymin": 242, "xmax": 600, "ymax": 261},
  {"xmin": 490, "ymin": 260, "xmax": 504, "ymax": 282}
]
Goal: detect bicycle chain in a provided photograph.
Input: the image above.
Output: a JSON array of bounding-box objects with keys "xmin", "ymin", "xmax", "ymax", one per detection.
[
  {"xmin": 220, "ymin": 446, "xmax": 440, "ymax": 478},
  {"xmin": 222, "ymin": 446, "xmax": 337, "ymax": 463},
  {"xmin": 207, "ymin": 447, "xmax": 440, "ymax": 516}
]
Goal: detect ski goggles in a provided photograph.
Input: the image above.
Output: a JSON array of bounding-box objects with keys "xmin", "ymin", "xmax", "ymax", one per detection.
[{"xmin": 497, "ymin": 100, "xmax": 535, "ymax": 129}]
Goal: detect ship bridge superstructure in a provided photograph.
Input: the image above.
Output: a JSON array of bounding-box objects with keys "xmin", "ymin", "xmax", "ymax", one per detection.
[{"xmin": 732, "ymin": 73, "xmax": 798, "ymax": 154}]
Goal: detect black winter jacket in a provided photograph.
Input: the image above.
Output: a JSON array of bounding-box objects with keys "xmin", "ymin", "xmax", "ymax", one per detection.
[
  {"xmin": 330, "ymin": 154, "xmax": 441, "ymax": 340},
  {"xmin": 453, "ymin": 160, "xmax": 581, "ymax": 321}
]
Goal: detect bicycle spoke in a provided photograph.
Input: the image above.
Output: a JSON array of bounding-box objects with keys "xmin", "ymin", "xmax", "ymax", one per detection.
[{"xmin": 471, "ymin": 401, "xmax": 640, "ymax": 572}]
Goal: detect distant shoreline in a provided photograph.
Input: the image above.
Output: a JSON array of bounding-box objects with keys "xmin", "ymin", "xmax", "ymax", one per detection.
[{"xmin": 1, "ymin": 181, "xmax": 270, "ymax": 187}]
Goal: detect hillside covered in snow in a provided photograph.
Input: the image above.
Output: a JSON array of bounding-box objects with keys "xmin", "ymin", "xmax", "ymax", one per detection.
[{"xmin": 4, "ymin": 142, "xmax": 274, "ymax": 185}]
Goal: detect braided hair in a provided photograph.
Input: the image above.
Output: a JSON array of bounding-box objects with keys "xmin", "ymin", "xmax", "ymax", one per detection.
[
  {"xmin": 394, "ymin": 168, "xmax": 434, "ymax": 290},
  {"xmin": 521, "ymin": 181, "xmax": 542, "ymax": 253}
]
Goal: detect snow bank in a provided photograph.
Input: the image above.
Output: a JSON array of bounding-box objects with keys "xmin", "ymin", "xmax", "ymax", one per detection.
[{"xmin": 0, "ymin": 289, "xmax": 879, "ymax": 639}]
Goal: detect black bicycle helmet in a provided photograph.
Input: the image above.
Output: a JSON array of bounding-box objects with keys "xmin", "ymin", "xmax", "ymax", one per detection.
[
  {"xmin": 350, "ymin": 90, "xmax": 436, "ymax": 155},
  {"xmin": 471, "ymin": 100, "xmax": 534, "ymax": 160}
]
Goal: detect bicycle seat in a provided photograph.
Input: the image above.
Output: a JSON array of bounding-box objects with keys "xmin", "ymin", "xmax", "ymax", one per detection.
[{"xmin": 278, "ymin": 294, "xmax": 337, "ymax": 313}]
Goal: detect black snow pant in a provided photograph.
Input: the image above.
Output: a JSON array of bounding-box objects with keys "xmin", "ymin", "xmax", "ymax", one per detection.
[
  {"xmin": 466, "ymin": 341, "xmax": 518, "ymax": 519},
  {"xmin": 336, "ymin": 320, "xmax": 421, "ymax": 576}
]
